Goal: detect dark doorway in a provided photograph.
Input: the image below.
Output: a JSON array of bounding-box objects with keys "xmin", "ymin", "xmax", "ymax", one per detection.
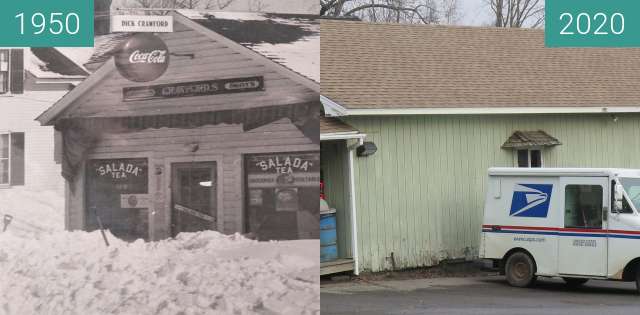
[{"xmin": 171, "ymin": 162, "xmax": 217, "ymax": 237}]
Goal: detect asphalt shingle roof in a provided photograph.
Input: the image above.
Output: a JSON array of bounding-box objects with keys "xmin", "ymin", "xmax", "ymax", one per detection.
[
  {"xmin": 502, "ymin": 130, "xmax": 561, "ymax": 148},
  {"xmin": 321, "ymin": 20, "xmax": 640, "ymax": 110},
  {"xmin": 320, "ymin": 116, "xmax": 358, "ymax": 134}
]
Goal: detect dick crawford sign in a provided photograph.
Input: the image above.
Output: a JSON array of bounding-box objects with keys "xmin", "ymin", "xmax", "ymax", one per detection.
[{"xmin": 111, "ymin": 15, "xmax": 174, "ymax": 33}]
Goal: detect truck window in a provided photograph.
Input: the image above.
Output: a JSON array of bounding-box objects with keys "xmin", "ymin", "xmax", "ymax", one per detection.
[
  {"xmin": 620, "ymin": 178, "xmax": 640, "ymax": 214},
  {"xmin": 564, "ymin": 185, "xmax": 603, "ymax": 229}
]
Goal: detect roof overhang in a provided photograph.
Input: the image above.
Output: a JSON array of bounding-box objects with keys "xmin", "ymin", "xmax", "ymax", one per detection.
[
  {"xmin": 320, "ymin": 131, "xmax": 366, "ymax": 141},
  {"xmin": 321, "ymin": 95, "xmax": 640, "ymax": 116}
]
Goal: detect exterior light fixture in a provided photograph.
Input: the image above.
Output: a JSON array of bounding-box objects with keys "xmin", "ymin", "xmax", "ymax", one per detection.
[{"xmin": 357, "ymin": 142, "xmax": 378, "ymax": 157}]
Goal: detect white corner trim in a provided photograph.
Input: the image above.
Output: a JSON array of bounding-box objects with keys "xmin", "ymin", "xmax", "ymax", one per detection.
[
  {"xmin": 321, "ymin": 104, "xmax": 640, "ymax": 116},
  {"xmin": 320, "ymin": 132, "xmax": 367, "ymax": 141},
  {"xmin": 320, "ymin": 95, "xmax": 348, "ymax": 116}
]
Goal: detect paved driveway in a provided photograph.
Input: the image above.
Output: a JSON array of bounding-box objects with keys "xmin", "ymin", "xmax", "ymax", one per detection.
[{"xmin": 321, "ymin": 276, "xmax": 640, "ymax": 315}]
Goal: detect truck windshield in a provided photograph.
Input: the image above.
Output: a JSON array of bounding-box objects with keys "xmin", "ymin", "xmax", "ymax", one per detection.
[{"xmin": 620, "ymin": 177, "xmax": 640, "ymax": 213}]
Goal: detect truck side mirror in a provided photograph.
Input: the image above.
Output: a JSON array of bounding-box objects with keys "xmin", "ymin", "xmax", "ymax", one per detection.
[
  {"xmin": 614, "ymin": 200, "xmax": 623, "ymax": 213},
  {"xmin": 615, "ymin": 184, "xmax": 624, "ymax": 202},
  {"xmin": 614, "ymin": 183, "xmax": 624, "ymax": 213}
]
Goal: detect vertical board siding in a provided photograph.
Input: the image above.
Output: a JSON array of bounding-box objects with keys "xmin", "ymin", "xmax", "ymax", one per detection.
[
  {"xmin": 341, "ymin": 113, "xmax": 640, "ymax": 272},
  {"xmin": 320, "ymin": 140, "xmax": 352, "ymax": 258}
]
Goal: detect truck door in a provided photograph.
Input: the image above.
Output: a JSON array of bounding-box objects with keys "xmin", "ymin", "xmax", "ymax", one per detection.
[{"xmin": 558, "ymin": 177, "xmax": 608, "ymax": 277}]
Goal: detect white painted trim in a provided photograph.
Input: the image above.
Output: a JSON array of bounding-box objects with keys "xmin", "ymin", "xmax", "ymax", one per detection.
[
  {"xmin": 346, "ymin": 107, "xmax": 640, "ymax": 115},
  {"xmin": 321, "ymin": 95, "xmax": 348, "ymax": 117},
  {"xmin": 320, "ymin": 95, "xmax": 640, "ymax": 115},
  {"xmin": 348, "ymin": 143, "xmax": 360, "ymax": 275},
  {"xmin": 320, "ymin": 132, "xmax": 367, "ymax": 141},
  {"xmin": 173, "ymin": 12, "xmax": 319, "ymax": 93}
]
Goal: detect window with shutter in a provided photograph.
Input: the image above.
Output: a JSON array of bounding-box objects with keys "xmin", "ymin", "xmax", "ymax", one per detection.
[
  {"xmin": 0, "ymin": 134, "xmax": 9, "ymax": 185},
  {"xmin": 0, "ymin": 50, "xmax": 8, "ymax": 94},
  {"xmin": 10, "ymin": 133, "xmax": 24, "ymax": 186},
  {"xmin": 9, "ymin": 49, "xmax": 24, "ymax": 95},
  {"xmin": 0, "ymin": 132, "xmax": 26, "ymax": 186}
]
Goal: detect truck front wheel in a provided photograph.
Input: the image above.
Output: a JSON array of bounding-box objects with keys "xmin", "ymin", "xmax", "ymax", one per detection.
[
  {"xmin": 635, "ymin": 265, "xmax": 640, "ymax": 295},
  {"xmin": 505, "ymin": 252, "xmax": 536, "ymax": 287}
]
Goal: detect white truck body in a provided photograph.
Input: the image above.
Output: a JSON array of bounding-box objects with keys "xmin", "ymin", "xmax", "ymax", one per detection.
[{"xmin": 480, "ymin": 167, "xmax": 640, "ymax": 282}]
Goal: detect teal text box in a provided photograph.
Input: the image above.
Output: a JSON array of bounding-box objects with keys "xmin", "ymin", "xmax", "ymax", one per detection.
[
  {"xmin": 0, "ymin": 0, "xmax": 93, "ymax": 47},
  {"xmin": 546, "ymin": 0, "xmax": 640, "ymax": 47}
]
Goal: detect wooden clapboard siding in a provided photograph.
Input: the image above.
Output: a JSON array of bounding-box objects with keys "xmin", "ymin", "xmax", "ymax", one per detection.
[
  {"xmin": 66, "ymin": 118, "xmax": 318, "ymax": 239},
  {"xmin": 332, "ymin": 113, "xmax": 640, "ymax": 272},
  {"xmin": 320, "ymin": 140, "xmax": 352, "ymax": 258},
  {"xmin": 58, "ymin": 21, "xmax": 316, "ymax": 120},
  {"xmin": 0, "ymin": 92, "xmax": 67, "ymax": 192}
]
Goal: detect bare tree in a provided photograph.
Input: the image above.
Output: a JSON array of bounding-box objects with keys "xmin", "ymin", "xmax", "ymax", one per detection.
[
  {"xmin": 439, "ymin": 0, "xmax": 459, "ymax": 25},
  {"xmin": 248, "ymin": 0, "xmax": 268, "ymax": 12},
  {"xmin": 321, "ymin": 0, "xmax": 456, "ymax": 24},
  {"xmin": 488, "ymin": 0, "xmax": 544, "ymax": 28},
  {"xmin": 124, "ymin": 0, "xmax": 236, "ymax": 9}
]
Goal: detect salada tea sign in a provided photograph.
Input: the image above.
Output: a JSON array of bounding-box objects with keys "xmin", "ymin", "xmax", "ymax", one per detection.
[
  {"xmin": 115, "ymin": 33, "xmax": 170, "ymax": 82},
  {"xmin": 246, "ymin": 152, "xmax": 320, "ymax": 188},
  {"xmin": 111, "ymin": 15, "xmax": 173, "ymax": 33},
  {"xmin": 122, "ymin": 76, "xmax": 265, "ymax": 101}
]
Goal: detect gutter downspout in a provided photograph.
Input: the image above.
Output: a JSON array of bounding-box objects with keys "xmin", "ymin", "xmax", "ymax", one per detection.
[{"xmin": 347, "ymin": 138, "xmax": 363, "ymax": 275}]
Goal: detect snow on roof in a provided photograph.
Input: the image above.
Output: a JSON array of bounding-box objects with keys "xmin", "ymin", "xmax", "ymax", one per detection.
[
  {"xmin": 180, "ymin": 10, "xmax": 319, "ymax": 82},
  {"xmin": 25, "ymin": 48, "xmax": 88, "ymax": 79},
  {"xmin": 54, "ymin": 47, "xmax": 96, "ymax": 71}
]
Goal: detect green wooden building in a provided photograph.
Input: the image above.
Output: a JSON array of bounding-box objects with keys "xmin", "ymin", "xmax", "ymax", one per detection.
[{"xmin": 319, "ymin": 20, "xmax": 640, "ymax": 274}]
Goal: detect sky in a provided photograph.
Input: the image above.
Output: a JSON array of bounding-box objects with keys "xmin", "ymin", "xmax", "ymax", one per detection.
[
  {"xmin": 458, "ymin": 0, "xmax": 495, "ymax": 26},
  {"xmin": 112, "ymin": 0, "xmax": 495, "ymax": 26},
  {"xmin": 114, "ymin": 0, "xmax": 320, "ymax": 14}
]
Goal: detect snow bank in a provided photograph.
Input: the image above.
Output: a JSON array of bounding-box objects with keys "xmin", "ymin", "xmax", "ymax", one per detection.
[
  {"xmin": 0, "ymin": 188, "xmax": 64, "ymax": 237},
  {"xmin": 0, "ymin": 230, "xmax": 319, "ymax": 315}
]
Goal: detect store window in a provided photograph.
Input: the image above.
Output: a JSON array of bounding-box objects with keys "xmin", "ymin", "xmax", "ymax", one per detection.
[
  {"xmin": 0, "ymin": 132, "xmax": 25, "ymax": 186},
  {"xmin": 516, "ymin": 149, "xmax": 542, "ymax": 168},
  {"xmin": 564, "ymin": 185, "xmax": 603, "ymax": 229},
  {"xmin": 245, "ymin": 152, "xmax": 320, "ymax": 241},
  {"xmin": 85, "ymin": 158, "xmax": 149, "ymax": 241}
]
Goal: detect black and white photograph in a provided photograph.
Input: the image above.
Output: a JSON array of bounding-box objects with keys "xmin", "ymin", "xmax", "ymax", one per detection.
[{"xmin": 0, "ymin": 0, "xmax": 319, "ymax": 314}]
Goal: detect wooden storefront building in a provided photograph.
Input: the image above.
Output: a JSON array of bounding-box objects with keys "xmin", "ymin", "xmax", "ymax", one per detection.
[
  {"xmin": 321, "ymin": 20, "xmax": 640, "ymax": 273},
  {"xmin": 37, "ymin": 11, "xmax": 320, "ymax": 241}
]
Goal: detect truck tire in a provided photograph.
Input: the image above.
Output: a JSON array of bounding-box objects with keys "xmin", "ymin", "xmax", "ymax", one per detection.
[
  {"xmin": 635, "ymin": 265, "xmax": 640, "ymax": 295},
  {"xmin": 562, "ymin": 277, "xmax": 588, "ymax": 287},
  {"xmin": 505, "ymin": 252, "xmax": 536, "ymax": 287}
]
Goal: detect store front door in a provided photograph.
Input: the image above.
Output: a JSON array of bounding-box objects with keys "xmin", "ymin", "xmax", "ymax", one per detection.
[{"xmin": 170, "ymin": 162, "xmax": 217, "ymax": 237}]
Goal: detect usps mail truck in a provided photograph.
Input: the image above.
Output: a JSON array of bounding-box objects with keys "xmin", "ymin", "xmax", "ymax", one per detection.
[{"xmin": 480, "ymin": 167, "xmax": 640, "ymax": 291}]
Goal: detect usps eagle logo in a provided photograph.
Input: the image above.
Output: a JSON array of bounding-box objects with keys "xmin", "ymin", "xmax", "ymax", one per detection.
[{"xmin": 509, "ymin": 184, "xmax": 553, "ymax": 218}]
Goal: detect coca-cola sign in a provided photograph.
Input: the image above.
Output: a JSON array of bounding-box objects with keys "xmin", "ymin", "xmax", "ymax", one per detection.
[{"xmin": 115, "ymin": 33, "xmax": 170, "ymax": 82}]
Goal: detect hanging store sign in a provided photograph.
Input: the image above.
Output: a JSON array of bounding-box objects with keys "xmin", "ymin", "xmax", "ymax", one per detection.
[
  {"xmin": 115, "ymin": 33, "xmax": 170, "ymax": 83},
  {"xmin": 111, "ymin": 15, "xmax": 174, "ymax": 33},
  {"xmin": 120, "ymin": 194, "xmax": 151, "ymax": 209},
  {"xmin": 122, "ymin": 76, "xmax": 265, "ymax": 101}
]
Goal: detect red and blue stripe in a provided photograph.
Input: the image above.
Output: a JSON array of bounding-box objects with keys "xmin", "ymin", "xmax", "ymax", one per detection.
[{"xmin": 482, "ymin": 225, "xmax": 640, "ymax": 239}]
